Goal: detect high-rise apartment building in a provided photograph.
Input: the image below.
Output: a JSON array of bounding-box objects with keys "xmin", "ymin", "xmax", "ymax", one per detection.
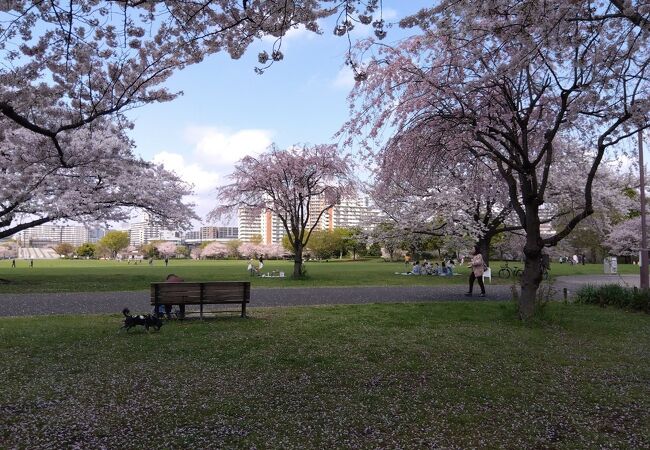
[
  {"xmin": 15, "ymin": 224, "xmax": 106, "ymax": 247},
  {"xmin": 128, "ymin": 213, "xmax": 181, "ymax": 246},
  {"xmin": 238, "ymin": 208, "xmax": 263, "ymax": 243},
  {"xmin": 238, "ymin": 196, "xmax": 379, "ymax": 244}
]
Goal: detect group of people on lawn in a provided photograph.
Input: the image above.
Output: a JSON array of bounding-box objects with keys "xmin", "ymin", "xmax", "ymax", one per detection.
[
  {"xmin": 405, "ymin": 248, "xmax": 487, "ymax": 297},
  {"xmin": 406, "ymin": 258, "xmax": 456, "ymax": 276}
]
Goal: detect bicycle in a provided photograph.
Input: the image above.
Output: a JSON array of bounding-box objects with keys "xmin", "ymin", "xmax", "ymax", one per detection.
[
  {"xmin": 498, "ymin": 262, "xmax": 522, "ymax": 278},
  {"xmin": 499, "ymin": 262, "xmax": 549, "ymax": 280}
]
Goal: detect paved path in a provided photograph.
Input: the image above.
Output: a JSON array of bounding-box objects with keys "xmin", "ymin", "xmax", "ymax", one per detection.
[{"xmin": 0, "ymin": 274, "xmax": 638, "ymax": 317}]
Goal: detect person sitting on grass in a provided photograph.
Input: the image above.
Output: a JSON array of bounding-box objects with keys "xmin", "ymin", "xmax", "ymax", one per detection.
[
  {"xmin": 410, "ymin": 261, "xmax": 422, "ymax": 275},
  {"xmin": 447, "ymin": 260, "xmax": 455, "ymax": 277}
]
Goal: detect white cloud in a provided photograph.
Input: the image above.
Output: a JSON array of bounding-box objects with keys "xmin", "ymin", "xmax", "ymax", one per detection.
[
  {"xmin": 152, "ymin": 151, "xmax": 221, "ymax": 195},
  {"xmin": 152, "ymin": 151, "xmax": 222, "ymax": 221},
  {"xmin": 183, "ymin": 126, "xmax": 273, "ymax": 167},
  {"xmin": 331, "ymin": 66, "xmax": 356, "ymax": 90},
  {"xmin": 151, "ymin": 126, "xmax": 275, "ymax": 223},
  {"xmin": 382, "ymin": 8, "xmax": 398, "ymax": 21}
]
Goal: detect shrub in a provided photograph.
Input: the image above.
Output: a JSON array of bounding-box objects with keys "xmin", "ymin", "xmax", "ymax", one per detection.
[{"xmin": 574, "ymin": 284, "xmax": 650, "ymax": 313}]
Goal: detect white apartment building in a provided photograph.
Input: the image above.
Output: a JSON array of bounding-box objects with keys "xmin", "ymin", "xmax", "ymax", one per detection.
[
  {"xmin": 238, "ymin": 208, "xmax": 263, "ymax": 243},
  {"xmin": 239, "ymin": 195, "xmax": 380, "ymax": 244},
  {"xmin": 129, "ymin": 213, "xmax": 181, "ymax": 246},
  {"xmin": 181, "ymin": 227, "xmax": 239, "ymax": 245},
  {"xmin": 331, "ymin": 196, "xmax": 377, "ymax": 230},
  {"xmin": 16, "ymin": 224, "xmax": 106, "ymax": 247}
]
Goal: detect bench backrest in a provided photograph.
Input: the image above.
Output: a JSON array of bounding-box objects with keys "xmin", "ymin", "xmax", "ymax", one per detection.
[{"xmin": 151, "ymin": 281, "xmax": 250, "ymax": 305}]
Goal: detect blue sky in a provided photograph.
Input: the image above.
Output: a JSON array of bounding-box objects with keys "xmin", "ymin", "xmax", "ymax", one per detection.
[{"xmin": 124, "ymin": 2, "xmax": 430, "ymax": 224}]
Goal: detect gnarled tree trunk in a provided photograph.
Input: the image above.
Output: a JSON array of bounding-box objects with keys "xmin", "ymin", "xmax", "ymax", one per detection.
[
  {"xmin": 519, "ymin": 203, "xmax": 544, "ymax": 320},
  {"xmin": 292, "ymin": 241, "xmax": 304, "ymax": 278}
]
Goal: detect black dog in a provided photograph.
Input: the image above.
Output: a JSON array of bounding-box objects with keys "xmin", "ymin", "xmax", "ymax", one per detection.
[{"xmin": 121, "ymin": 308, "xmax": 163, "ymax": 332}]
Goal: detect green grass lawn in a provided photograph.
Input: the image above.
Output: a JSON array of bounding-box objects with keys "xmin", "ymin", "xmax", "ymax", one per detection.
[
  {"xmin": 1, "ymin": 302, "xmax": 648, "ymax": 448},
  {"xmin": 0, "ymin": 257, "xmax": 640, "ymax": 293}
]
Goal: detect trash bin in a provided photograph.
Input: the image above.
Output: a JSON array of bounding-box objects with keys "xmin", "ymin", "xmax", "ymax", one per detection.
[{"xmin": 603, "ymin": 256, "xmax": 618, "ymax": 274}]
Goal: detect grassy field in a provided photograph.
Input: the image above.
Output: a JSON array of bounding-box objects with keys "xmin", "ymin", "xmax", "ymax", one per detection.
[
  {"xmin": 1, "ymin": 302, "xmax": 648, "ymax": 448},
  {"xmin": 0, "ymin": 257, "xmax": 640, "ymax": 293}
]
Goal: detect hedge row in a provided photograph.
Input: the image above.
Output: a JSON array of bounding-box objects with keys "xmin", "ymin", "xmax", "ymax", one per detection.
[{"xmin": 574, "ymin": 284, "xmax": 650, "ymax": 312}]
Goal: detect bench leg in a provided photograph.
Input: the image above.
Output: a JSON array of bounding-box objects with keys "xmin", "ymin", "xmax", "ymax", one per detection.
[
  {"xmin": 241, "ymin": 300, "xmax": 247, "ymax": 318},
  {"xmin": 200, "ymin": 302, "xmax": 203, "ymax": 320}
]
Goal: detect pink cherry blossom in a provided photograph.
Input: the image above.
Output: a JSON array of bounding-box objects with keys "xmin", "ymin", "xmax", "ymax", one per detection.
[
  {"xmin": 343, "ymin": 0, "xmax": 650, "ymax": 319},
  {"xmin": 210, "ymin": 144, "xmax": 355, "ymax": 277}
]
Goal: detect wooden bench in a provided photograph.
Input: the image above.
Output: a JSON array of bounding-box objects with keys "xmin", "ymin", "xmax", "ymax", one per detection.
[{"xmin": 150, "ymin": 281, "xmax": 250, "ymax": 319}]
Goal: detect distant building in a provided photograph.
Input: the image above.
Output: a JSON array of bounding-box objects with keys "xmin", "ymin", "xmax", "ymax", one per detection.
[
  {"xmin": 183, "ymin": 230, "xmax": 201, "ymax": 241},
  {"xmin": 238, "ymin": 208, "xmax": 263, "ymax": 243},
  {"xmin": 238, "ymin": 195, "xmax": 380, "ymax": 244},
  {"xmin": 180, "ymin": 227, "xmax": 239, "ymax": 245},
  {"xmin": 128, "ymin": 213, "xmax": 181, "ymax": 246},
  {"xmin": 15, "ymin": 224, "xmax": 106, "ymax": 247},
  {"xmin": 331, "ymin": 196, "xmax": 378, "ymax": 230},
  {"xmin": 200, "ymin": 226, "xmax": 238, "ymax": 241}
]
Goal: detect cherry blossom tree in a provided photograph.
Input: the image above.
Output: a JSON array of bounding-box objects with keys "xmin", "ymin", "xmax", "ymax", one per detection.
[
  {"xmin": 190, "ymin": 247, "xmax": 203, "ymax": 260},
  {"xmin": 604, "ymin": 217, "xmax": 644, "ymax": 258},
  {"xmin": 0, "ymin": 123, "xmax": 196, "ymax": 239},
  {"xmin": 263, "ymin": 243, "xmax": 289, "ymax": 259},
  {"xmin": 344, "ymin": 0, "xmax": 650, "ymax": 319},
  {"xmin": 201, "ymin": 241, "xmax": 229, "ymax": 259},
  {"xmin": 0, "ymin": 0, "xmax": 386, "ymax": 141},
  {"xmin": 155, "ymin": 241, "xmax": 178, "ymax": 258},
  {"xmin": 211, "ymin": 144, "xmax": 355, "ymax": 277},
  {"xmin": 0, "ymin": 1, "xmax": 383, "ymax": 238},
  {"xmin": 372, "ymin": 128, "xmax": 637, "ymax": 266},
  {"xmin": 238, "ymin": 242, "xmax": 264, "ymax": 259},
  {"xmin": 551, "ymin": 163, "xmax": 638, "ymax": 261},
  {"xmin": 369, "ymin": 128, "xmax": 518, "ymax": 265}
]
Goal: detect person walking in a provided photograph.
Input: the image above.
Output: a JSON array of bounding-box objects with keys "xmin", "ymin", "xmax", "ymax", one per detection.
[
  {"xmin": 165, "ymin": 257, "xmax": 169, "ymax": 267},
  {"xmin": 465, "ymin": 247, "xmax": 486, "ymax": 297},
  {"xmin": 29, "ymin": 259, "xmax": 33, "ymax": 268},
  {"xmin": 11, "ymin": 259, "xmax": 15, "ymax": 268}
]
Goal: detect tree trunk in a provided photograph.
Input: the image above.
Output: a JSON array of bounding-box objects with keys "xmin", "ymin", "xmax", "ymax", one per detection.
[
  {"xmin": 292, "ymin": 242, "xmax": 303, "ymax": 278},
  {"xmin": 519, "ymin": 208, "xmax": 544, "ymax": 320}
]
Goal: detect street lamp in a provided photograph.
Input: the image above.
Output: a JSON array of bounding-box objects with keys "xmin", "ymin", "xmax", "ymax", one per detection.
[{"xmin": 639, "ymin": 129, "xmax": 648, "ymax": 289}]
